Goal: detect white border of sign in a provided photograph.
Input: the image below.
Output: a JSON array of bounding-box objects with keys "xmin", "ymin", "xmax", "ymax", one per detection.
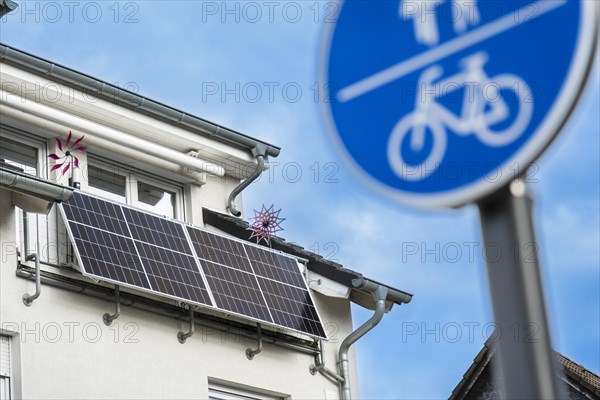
[{"xmin": 319, "ymin": 1, "xmax": 598, "ymax": 209}]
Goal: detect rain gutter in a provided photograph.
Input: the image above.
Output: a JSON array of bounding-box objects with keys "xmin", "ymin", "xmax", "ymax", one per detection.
[{"xmin": 0, "ymin": 166, "xmax": 73, "ymax": 202}]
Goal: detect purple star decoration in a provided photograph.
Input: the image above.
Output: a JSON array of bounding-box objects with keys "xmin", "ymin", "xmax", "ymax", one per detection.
[
  {"xmin": 248, "ymin": 205, "xmax": 285, "ymax": 245},
  {"xmin": 48, "ymin": 131, "xmax": 86, "ymax": 176}
]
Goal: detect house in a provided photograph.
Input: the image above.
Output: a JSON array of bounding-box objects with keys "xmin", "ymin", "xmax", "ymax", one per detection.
[
  {"xmin": 450, "ymin": 338, "xmax": 600, "ymax": 400},
  {"xmin": 0, "ymin": 40, "xmax": 413, "ymax": 399}
]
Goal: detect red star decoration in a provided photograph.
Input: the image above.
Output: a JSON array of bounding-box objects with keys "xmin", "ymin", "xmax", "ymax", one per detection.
[
  {"xmin": 247, "ymin": 204, "xmax": 285, "ymax": 245},
  {"xmin": 48, "ymin": 131, "xmax": 86, "ymax": 176}
]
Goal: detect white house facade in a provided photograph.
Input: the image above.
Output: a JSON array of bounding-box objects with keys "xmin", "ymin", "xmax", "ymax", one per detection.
[{"xmin": 0, "ymin": 40, "xmax": 412, "ymax": 400}]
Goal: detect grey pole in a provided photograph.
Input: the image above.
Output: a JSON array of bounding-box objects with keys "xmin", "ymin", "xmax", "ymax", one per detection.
[{"xmin": 478, "ymin": 178, "xmax": 561, "ymax": 399}]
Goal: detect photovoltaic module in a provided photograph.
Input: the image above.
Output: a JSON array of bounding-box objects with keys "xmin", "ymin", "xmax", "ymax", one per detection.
[{"xmin": 59, "ymin": 191, "xmax": 326, "ymax": 338}]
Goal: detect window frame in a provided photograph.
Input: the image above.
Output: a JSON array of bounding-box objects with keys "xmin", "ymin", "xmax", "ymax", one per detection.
[
  {"xmin": 86, "ymin": 154, "xmax": 185, "ymax": 221},
  {"xmin": 0, "ymin": 126, "xmax": 47, "ymax": 177}
]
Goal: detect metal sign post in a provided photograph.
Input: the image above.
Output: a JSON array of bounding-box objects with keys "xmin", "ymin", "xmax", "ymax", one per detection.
[{"xmin": 479, "ymin": 179, "xmax": 559, "ymax": 398}]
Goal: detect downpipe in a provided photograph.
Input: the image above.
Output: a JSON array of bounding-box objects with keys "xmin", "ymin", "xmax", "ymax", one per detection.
[
  {"xmin": 22, "ymin": 241, "xmax": 41, "ymax": 306},
  {"xmin": 177, "ymin": 306, "xmax": 195, "ymax": 344},
  {"xmin": 338, "ymin": 283, "xmax": 388, "ymax": 400},
  {"xmin": 310, "ymin": 339, "xmax": 345, "ymax": 384},
  {"xmin": 227, "ymin": 144, "xmax": 268, "ymax": 216},
  {"xmin": 103, "ymin": 286, "xmax": 121, "ymax": 326},
  {"xmin": 246, "ymin": 324, "xmax": 263, "ymax": 360}
]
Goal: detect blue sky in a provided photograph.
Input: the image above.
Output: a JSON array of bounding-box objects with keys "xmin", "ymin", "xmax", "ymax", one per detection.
[{"xmin": 1, "ymin": 1, "xmax": 598, "ymax": 398}]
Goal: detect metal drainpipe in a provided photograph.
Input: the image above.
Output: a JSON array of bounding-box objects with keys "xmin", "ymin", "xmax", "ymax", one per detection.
[
  {"xmin": 246, "ymin": 324, "xmax": 263, "ymax": 360},
  {"xmin": 22, "ymin": 241, "xmax": 41, "ymax": 306},
  {"xmin": 177, "ymin": 306, "xmax": 195, "ymax": 344},
  {"xmin": 227, "ymin": 144, "xmax": 268, "ymax": 216},
  {"xmin": 310, "ymin": 339, "xmax": 345, "ymax": 384},
  {"xmin": 23, "ymin": 211, "xmax": 29, "ymax": 256},
  {"xmin": 338, "ymin": 283, "xmax": 389, "ymax": 400},
  {"xmin": 103, "ymin": 286, "xmax": 121, "ymax": 326}
]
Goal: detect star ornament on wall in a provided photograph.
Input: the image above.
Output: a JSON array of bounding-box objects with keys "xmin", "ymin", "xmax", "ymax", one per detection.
[
  {"xmin": 48, "ymin": 131, "xmax": 86, "ymax": 176},
  {"xmin": 248, "ymin": 205, "xmax": 285, "ymax": 245}
]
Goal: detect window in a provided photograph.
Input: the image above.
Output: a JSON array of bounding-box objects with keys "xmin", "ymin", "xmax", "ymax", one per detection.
[
  {"xmin": 0, "ymin": 336, "xmax": 11, "ymax": 400},
  {"xmin": 208, "ymin": 382, "xmax": 284, "ymax": 400},
  {"xmin": 86, "ymin": 155, "xmax": 183, "ymax": 220},
  {"xmin": 136, "ymin": 181, "xmax": 176, "ymax": 217},
  {"xmin": 87, "ymin": 164, "xmax": 126, "ymax": 203},
  {"xmin": 0, "ymin": 128, "xmax": 61, "ymax": 264},
  {"xmin": 0, "ymin": 135, "xmax": 40, "ymax": 252},
  {"xmin": 0, "ymin": 136, "xmax": 40, "ymax": 176}
]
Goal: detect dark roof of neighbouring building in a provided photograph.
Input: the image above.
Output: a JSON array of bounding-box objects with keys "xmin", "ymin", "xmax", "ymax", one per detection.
[{"xmin": 449, "ymin": 338, "xmax": 600, "ymax": 400}]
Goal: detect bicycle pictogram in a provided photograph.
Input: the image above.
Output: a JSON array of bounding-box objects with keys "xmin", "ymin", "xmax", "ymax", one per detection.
[
  {"xmin": 387, "ymin": 51, "xmax": 533, "ymax": 181},
  {"xmin": 391, "ymin": 0, "xmax": 534, "ymax": 181}
]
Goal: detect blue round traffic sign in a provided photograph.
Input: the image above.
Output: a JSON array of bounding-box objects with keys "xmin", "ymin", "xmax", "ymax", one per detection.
[{"xmin": 321, "ymin": 0, "xmax": 597, "ymax": 208}]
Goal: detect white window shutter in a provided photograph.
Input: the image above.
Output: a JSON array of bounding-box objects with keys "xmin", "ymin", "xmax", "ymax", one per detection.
[
  {"xmin": 0, "ymin": 336, "xmax": 10, "ymax": 377},
  {"xmin": 0, "ymin": 335, "xmax": 11, "ymax": 400}
]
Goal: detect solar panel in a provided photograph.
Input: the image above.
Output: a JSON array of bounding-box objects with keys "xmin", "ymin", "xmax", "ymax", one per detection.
[
  {"xmin": 258, "ymin": 277, "xmax": 326, "ymax": 338},
  {"xmin": 187, "ymin": 228, "xmax": 253, "ymax": 273},
  {"xmin": 59, "ymin": 191, "xmax": 326, "ymax": 338},
  {"xmin": 62, "ymin": 193, "xmax": 150, "ymax": 289},
  {"xmin": 244, "ymin": 244, "xmax": 307, "ymax": 289},
  {"xmin": 201, "ymin": 261, "xmax": 273, "ymax": 322},
  {"xmin": 188, "ymin": 226, "xmax": 325, "ymax": 337},
  {"xmin": 122, "ymin": 208, "xmax": 212, "ymax": 306},
  {"xmin": 244, "ymin": 244, "xmax": 325, "ymax": 337}
]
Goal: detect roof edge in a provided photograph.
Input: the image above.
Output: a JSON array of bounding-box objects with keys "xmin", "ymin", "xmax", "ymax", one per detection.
[{"xmin": 0, "ymin": 43, "xmax": 281, "ymax": 158}]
